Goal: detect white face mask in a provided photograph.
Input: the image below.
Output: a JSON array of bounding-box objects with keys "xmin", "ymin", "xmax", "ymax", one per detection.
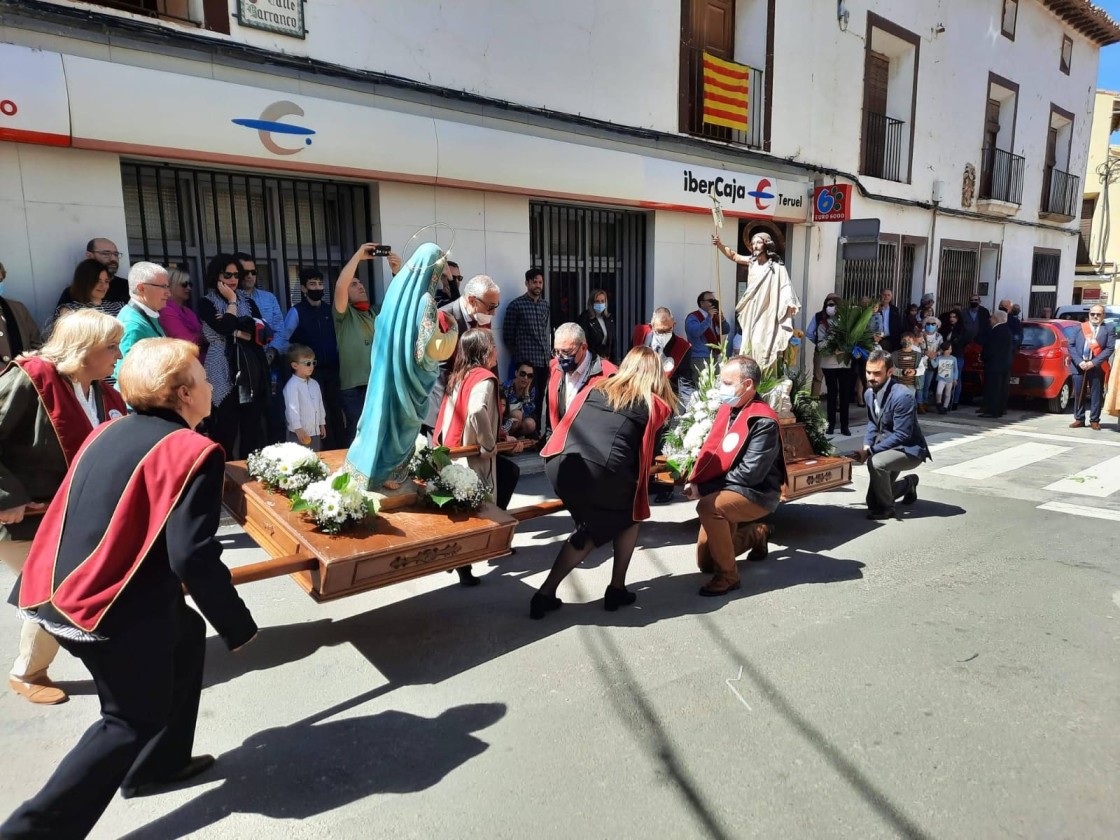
[
  {"xmin": 718, "ymin": 383, "xmax": 741, "ymax": 405},
  {"xmin": 825, "ymin": 305, "xmax": 837, "ymax": 316},
  {"xmin": 473, "ymin": 311, "xmax": 493, "ymax": 327}
]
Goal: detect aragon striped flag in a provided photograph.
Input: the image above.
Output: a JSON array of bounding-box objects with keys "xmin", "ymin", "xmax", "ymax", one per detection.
[{"xmin": 702, "ymin": 51, "xmax": 750, "ymax": 132}]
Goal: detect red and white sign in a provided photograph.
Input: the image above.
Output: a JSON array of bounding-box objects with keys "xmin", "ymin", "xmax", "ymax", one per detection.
[
  {"xmin": 1081, "ymin": 287, "xmax": 1102, "ymax": 301},
  {"xmin": 0, "ymin": 44, "xmax": 70, "ymax": 147},
  {"xmin": 812, "ymin": 184, "xmax": 851, "ymax": 222}
]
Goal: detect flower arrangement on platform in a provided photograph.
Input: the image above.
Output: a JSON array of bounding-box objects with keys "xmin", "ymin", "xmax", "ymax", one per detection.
[
  {"xmin": 409, "ymin": 445, "xmax": 491, "ymax": 511},
  {"xmin": 291, "ymin": 471, "xmax": 379, "ymax": 535},
  {"xmin": 663, "ymin": 351, "xmax": 724, "ymax": 480},
  {"xmin": 425, "ymin": 462, "xmax": 490, "ymax": 512},
  {"xmin": 246, "ymin": 443, "xmax": 329, "ymax": 495},
  {"xmin": 408, "ymin": 444, "xmax": 453, "ymax": 482},
  {"xmin": 818, "ymin": 300, "xmax": 876, "ymax": 365}
]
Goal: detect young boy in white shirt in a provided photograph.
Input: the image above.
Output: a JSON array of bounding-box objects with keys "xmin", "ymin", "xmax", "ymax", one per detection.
[{"xmin": 284, "ymin": 344, "xmax": 327, "ymax": 451}]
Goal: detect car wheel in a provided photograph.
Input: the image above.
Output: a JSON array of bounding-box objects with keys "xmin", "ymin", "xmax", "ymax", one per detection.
[{"xmin": 1047, "ymin": 379, "xmax": 1072, "ymax": 413}]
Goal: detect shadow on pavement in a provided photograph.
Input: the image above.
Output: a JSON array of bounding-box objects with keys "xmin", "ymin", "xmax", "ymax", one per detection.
[{"xmin": 121, "ymin": 703, "xmax": 506, "ymax": 839}]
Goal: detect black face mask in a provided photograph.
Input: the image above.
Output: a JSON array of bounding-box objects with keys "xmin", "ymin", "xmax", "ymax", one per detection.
[
  {"xmin": 305, "ymin": 289, "xmax": 324, "ymax": 302},
  {"xmin": 970, "ymin": 302, "xmax": 979, "ymax": 309},
  {"xmin": 557, "ymin": 353, "xmax": 579, "ymax": 373}
]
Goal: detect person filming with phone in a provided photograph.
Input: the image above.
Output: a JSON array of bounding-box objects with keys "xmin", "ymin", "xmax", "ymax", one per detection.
[
  {"xmin": 685, "ymin": 290, "xmax": 732, "ymax": 387},
  {"xmin": 334, "ymin": 243, "xmax": 400, "ymax": 445}
]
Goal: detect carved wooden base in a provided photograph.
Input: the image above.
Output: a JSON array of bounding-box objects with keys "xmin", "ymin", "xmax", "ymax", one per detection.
[{"xmin": 223, "ymin": 452, "xmax": 516, "ymax": 602}]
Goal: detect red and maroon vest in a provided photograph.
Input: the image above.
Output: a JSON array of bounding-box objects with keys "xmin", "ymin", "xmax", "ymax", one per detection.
[
  {"xmin": 434, "ymin": 367, "xmax": 497, "ymax": 447},
  {"xmin": 689, "ymin": 309, "xmax": 720, "ymax": 345},
  {"xmin": 1081, "ymin": 321, "xmax": 1111, "ymax": 381},
  {"xmin": 546, "ymin": 356, "xmax": 617, "ymax": 432},
  {"xmin": 542, "ymin": 391, "xmax": 671, "ymax": 521},
  {"xmin": 13, "ymin": 356, "xmax": 126, "ymax": 465},
  {"xmin": 18, "ymin": 422, "xmax": 219, "ymax": 633},
  {"xmin": 631, "ymin": 325, "xmax": 690, "ymax": 379},
  {"xmin": 688, "ymin": 399, "xmax": 779, "ymax": 485}
]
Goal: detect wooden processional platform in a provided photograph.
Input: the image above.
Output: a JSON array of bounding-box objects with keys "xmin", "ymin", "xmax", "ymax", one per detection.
[
  {"xmin": 223, "ymin": 425, "xmax": 849, "ymax": 602},
  {"xmin": 222, "ymin": 450, "xmax": 527, "ymax": 602}
]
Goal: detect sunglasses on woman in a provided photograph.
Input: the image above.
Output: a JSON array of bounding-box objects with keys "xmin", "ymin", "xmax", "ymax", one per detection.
[{"xmin": 221, "ymin": 271, "xmax": 241, "ymax": 280}]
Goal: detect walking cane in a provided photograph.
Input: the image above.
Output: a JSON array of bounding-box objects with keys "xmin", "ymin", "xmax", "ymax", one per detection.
[{"xmin": 1073, "ymin": 356, "xmax": 1090, "ymax": 419}]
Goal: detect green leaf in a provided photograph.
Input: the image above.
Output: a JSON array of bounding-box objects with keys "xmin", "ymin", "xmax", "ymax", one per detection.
[
  {"xmin": 290, "ymin": 497, "xmax": 310, "ymax": 512},
  {"xmin": 429, "ymin": 494, "xmax": 453, "ymax": 508},
  {"xmin": 331, "ymin": 472, "xmax": 350, "ymax": 492}
]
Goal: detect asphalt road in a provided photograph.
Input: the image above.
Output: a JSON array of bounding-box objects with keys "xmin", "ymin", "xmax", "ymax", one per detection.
[{"xmin": 1, "ymin": 406, "xmax": 1118, "ymax": 839}]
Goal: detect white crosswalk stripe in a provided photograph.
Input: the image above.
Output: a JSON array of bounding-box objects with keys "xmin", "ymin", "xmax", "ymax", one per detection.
[
  {"xmin": 933, "ymin": 442, "xmax": 1070, "ymax": 480},
  {"xmin": 1043, "ymin": 454, "xmax": 1120, "ymax": 498}
]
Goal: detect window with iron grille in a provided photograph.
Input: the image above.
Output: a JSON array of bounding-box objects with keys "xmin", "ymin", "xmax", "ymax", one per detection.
[
  {"xmin": 840, "ymin": 241, "xmax": 915, "ymax": 305},
  {"xmin": 529, "ymin": 202, "xmax": 647, "ymax": 359},
  {"xmin": 1029, "ymin": 250, "xmax": 1060, "ymax": 318},
  {"xmin": 937, "ymin": 248, "xmax": 979, "ymax": 312},
  {"xmin": 121, "ymin": 162, "xmax": 372, "ymax": 310}
]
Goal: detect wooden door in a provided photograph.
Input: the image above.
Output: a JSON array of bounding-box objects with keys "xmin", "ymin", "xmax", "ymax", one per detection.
[
  {"xmin": 862, "ymin": 52, "xmax": 890, "ymax": 175},
  {"xmin": 1042, "ymin": 126, "xmax": 1058, "ymax": 209},
  {"xmin": 682, "ymin": 0, "xmax": 735, "ymax": 133},
  {"xmin": 980, "ymin": 99, "xmax": 1001, "ymax": 197}
]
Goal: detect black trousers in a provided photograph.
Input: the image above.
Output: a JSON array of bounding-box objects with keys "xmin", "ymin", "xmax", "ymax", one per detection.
[
  {"xmin": 982, "ymin": 369, "xmax": 1011, "ymax": 415},
  {"xmin": 207, "ymin": 391, "xmax": 265, "ymax": 460},
  {"xmin": 1072, "ymin": 366, "xmax": 1106, "ymax": 422},
  {"xmin": 1, "ymin": 603, "xmax": 206, "ymax": 840},
  {"xmin": 495, "ymin": 454, "xmax": 520, "ymax": 510},
  {"xmin": 823, "ymin": 367, "xmax": 853, "ymax": 432}
]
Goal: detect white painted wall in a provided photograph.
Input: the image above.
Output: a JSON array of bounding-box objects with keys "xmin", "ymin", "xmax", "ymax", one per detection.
[
  {"xmin": 772, "ymin": 0, "xmax": 1100, "ymax": 223},
  {"xmin": 0, "ymin": 143, "xmax": 128, "ymax": 324}
]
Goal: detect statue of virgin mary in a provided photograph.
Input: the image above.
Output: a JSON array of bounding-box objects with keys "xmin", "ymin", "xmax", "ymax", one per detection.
[{"xmin": 344, "ymin": 243, "xmax": 458, "ymax": 488}]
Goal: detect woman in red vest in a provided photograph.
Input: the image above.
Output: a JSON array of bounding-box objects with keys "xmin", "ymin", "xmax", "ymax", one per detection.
[
  {"xmin": 0, "ymin": 309, "xmax": 127, "ymax": 705},
  {"xmin": 531, "ymin": 346, "xmax": 676, "ymax": 619},
  {"xmin": 435, "ymin": 328, "xmax": 524, "ymax": 586}
]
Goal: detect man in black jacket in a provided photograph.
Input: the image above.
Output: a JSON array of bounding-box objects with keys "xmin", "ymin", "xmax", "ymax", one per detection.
[
  {"xmin": 979, "ymin": 310, "xmax": 1014, "ymax": 417},
  {"xmin": 684, "ymin": 355, "xmax": 786, "ymax": 597},
  {"xmin": 2, "ymin": 339, "xmax": 256, "ymax": 840}
]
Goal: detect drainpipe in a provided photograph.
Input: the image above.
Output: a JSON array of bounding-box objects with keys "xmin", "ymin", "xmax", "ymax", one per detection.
[{"xmin": 801, "ymin": 221, "xmax": 814, "ymax": 375}]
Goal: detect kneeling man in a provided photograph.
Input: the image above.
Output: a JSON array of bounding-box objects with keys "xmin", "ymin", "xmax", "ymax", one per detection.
[
  {"xmin": 684, "ymin": 355, "xmax": 786, "ymax": 597},
  {"xmin": 853, "ymin": 348, "xmax": 930, "ymax": 520}
]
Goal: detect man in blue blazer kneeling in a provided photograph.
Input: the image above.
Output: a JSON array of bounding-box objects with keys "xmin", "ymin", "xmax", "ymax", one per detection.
[{"xmin": 852, "ymin": 348, "xmax": 931, "ymax": 520}]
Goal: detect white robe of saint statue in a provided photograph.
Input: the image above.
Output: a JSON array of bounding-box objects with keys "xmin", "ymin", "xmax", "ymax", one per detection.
[{"xmin": 735, "ymin": 258, "xmax": 801, "ymax": 369}]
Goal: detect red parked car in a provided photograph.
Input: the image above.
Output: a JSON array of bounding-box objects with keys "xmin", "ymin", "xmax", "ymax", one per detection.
[{"xmin": 961, "ymin": 319, "xmax": 1081, "ymax": 413}]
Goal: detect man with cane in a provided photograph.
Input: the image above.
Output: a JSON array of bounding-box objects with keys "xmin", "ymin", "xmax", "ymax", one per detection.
[{"xmin": 1069, "ymin": 305, "xmax": 1115, "ymax": 431}]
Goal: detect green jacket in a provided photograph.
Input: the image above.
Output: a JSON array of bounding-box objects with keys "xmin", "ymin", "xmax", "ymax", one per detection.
[{"xmin": 114, "ymin": 302, "xmax": 166, "ymax": 380}]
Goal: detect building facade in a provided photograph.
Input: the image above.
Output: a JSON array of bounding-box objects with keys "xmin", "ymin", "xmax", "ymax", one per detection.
[
  {"xmin": 1075, "ymin": 88, "xmax": 1120, "ymax": 306},
  {"xmin": 1, "ymin": 0, "xmax": 1117, "ymax": 369}
]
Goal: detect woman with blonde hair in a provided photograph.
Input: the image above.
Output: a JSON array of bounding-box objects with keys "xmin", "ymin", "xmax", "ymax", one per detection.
[
  {"xmin": 435, "ymin": 328, "xmax": 524, "ymax": 586},
  {"xmin": 4, "ymin": 337, "xmax": 256, "ymax": 838},
  {"xmin": 577, "ymin": 288, "xmax": 616, "ymax": 363},
  {"xmin": 158, "ymin": 268, "xmax": 206, "ymax": 362},
  {"xmin": 0, "ymin": 308, "xmax": 126, "ymax": 705},
  {"xmin": 531, "ymin": 345, "xmax": 676, "ymax": 618}
]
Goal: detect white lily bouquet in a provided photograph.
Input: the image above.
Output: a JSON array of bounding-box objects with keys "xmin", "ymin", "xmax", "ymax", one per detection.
[
  {"xmin": 425, "ymin": 462, "xmax": 490, "ymax": 512},
  {"xmin": 662, "ymin": 352, "xmax": 725, "ymax": 480},
  {"xmin": 247, "ymin": 442, "xmax": 329, "ymax": 495},
  {"xmin": 291, "ymin": 471, "xmax": 380, "ymax": 535}
]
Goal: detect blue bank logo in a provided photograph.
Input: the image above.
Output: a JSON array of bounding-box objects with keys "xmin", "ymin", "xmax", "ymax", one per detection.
[{"xmin": 232, "ymin": 101, "xmax": 316, "ymax": 156}]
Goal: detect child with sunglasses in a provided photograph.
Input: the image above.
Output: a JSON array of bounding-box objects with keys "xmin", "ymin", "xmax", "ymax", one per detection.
[{"xmin": 284, "ymin": 344, "xmax": 327, "ymax": 451}]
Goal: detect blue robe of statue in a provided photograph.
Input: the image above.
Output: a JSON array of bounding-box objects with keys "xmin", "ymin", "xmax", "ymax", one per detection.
[{"xmin": 344, "ymin": 243, "xmax": 454, "ymax": 487}]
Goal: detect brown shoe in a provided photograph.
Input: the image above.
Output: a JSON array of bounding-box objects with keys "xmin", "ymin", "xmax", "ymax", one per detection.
[
  {"xmin": 746, "ymin": 524, "xmax": 773, "ymax": 563},
  {"xmin": 9, "ymin": 675, "xmax": 68, "ymax": 705},
  {"xmin": 1091, "ymin": 422, "xmax": 1101, "ymax": 431},
  {"xmin": 1070, "ymin": 420, "xmax": 1085, "ymax": 428},
  {"xmin": 698, "ymin": 576, "xmax": 741, "ymax": 597}
]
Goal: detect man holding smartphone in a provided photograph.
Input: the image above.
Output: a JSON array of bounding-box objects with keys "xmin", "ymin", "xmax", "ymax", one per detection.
[
  {"xmin": 333, "ymin": 243, "xmax": 400, "ymax": 445},
  {"xmin": 685, "ymin": 290, "xmax": 731, "ymax": 392}
]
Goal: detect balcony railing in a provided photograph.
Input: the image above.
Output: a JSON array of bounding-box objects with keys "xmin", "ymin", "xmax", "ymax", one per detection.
[
  {"xmin": 681, "ymin": 47, "xmax": 765, "ymax": 149},
  {"xmin": 861, "ymin": 111, "xmax": 905, "ymax": 182},
  {"xmin": 978, "ymin": 146, "xmax": 1025, "ymax": 205},
  {"xmin": 1040, "ymin": 166, "xmax": 1080, "ymax": 218}
]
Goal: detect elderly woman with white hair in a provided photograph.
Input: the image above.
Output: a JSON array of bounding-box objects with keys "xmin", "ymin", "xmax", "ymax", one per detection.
[
  {"xmin": 978, "ymin": 308, "xmax": 1014, "ymax": 418},
  {"xmin": 0, "ymin": 309, "xmax": 127, "ymax": 705},
  {"xmin": 3, "ymin": 338, "xmax": 256, "ymax": 839},
  {"xmin": 113, "ymin": 261, "xmax": 171, "ymax": 380}
]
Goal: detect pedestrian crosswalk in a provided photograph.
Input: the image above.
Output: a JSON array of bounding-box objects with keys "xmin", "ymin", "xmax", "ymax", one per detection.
[{"xmin": 892, "ymin": 416, "xmax": 1120, "ymax": 519}]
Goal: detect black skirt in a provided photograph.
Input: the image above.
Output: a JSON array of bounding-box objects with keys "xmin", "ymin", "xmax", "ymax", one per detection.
[{"xmin": 546, "ymin": 453, "xmax": 637, "ymax": 547}]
